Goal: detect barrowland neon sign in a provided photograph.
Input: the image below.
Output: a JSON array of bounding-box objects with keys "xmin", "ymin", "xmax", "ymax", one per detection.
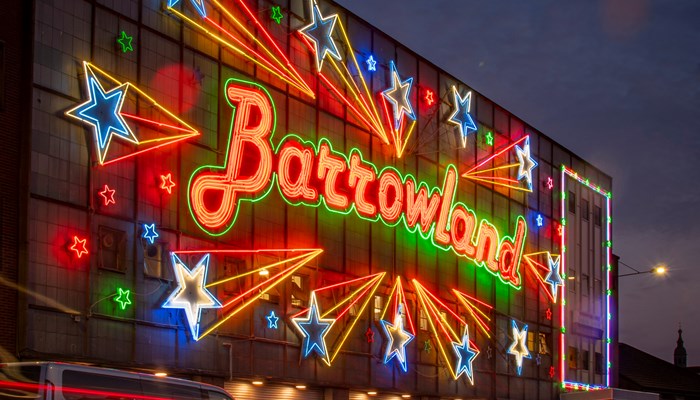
[{"xmin": 188, "ymin": 78, "xmax": 527, "ymax": 289}]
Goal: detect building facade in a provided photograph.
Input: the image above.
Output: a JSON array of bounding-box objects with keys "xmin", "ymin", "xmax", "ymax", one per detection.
[{"xmin": 3, "ymin": 0, "xmax": 616, "ymax": 398}]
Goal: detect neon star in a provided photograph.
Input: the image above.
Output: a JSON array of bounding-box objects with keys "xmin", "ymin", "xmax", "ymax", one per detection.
[
  {"xmin": 515, "ymin": 137, "xmax": 538, "ymax": 190},
  {"xmin": 545, "ymin": 308, "xmax": 552, "ymax": 320},
  {"xmin": 544, "ymin": 253, "xmax": 564, "ymax": 303},
  {"xmin": 66, "ymin": 72, "xmax": 138, "ymax": 165},
  {"xmin": 546, "ymin": 176, "xmax": 554, "ymax": 190},
  {"xmin": 549, "ymin": 366, "xmax": 556, "ymax": 379},
  {"xmin": 365, "ymin": 327, "xmax": 374, "ymax": 343},
  {"xmin": 168, "ymin": 0, "xmax": 206, "ymax": 18},
  {"xmin": 380, "ymin": 305, "xmax": 415, "ymax": 372},
  {"xmin": 142, "ymin": 223, "xmax": 159, "ymax": 244},
  {"xmin": 485, "ymin": 131, "xmax": 494, "ymax": 146},
  {"xmin": 291, "ymin": 292, "xmax": 334, "ymax": 364},
  {"xmin": 447, "ymin": 86, "xmax": 477, "ymax": 148},
  {"xmin": 116, "ymin": 31, "xmax": 133, "ymax": 53},
  {"xmin": 536, "ymin": 214, "xmax": 544, "ymax": 227},
  {"xmin": 382, "ymin": 61, "xmax": 415, "ymax": 131},
  {"xmin": 266, "ymin": 310, "xmax": 279, "ymax": 329},
  {"xmin": 507, "ymin": 320, "xmax": 531, "ymax": 375},
  {"xmin": 114, "ymin": 288, "xmax": 132, "ymax": 310},
  {"xmin": 425, "ymin": 90, "xmax": 434, "ymax": 106},
  {"xmin": 163, "ymin": 254, "xmax": 222, "ymax": 339},
  {"xmin": 99, "ymin": 184, "xmax": 116, "ymax": 206},
  {"xmin": 366, "ymin": 55, "xmax": 377, "ymax": 72},
  {"xmin": 536, "ymin": 354, "xmax": 542, "ymax": 366},
  {"xmin": 424, "ymin": 340, "xmax": 432, "ymax": 354},
  {"xmin": 557, "ymin": 224, "xmax": 564, "ymax": 237},
  {"xmin": 452, "ymin": 326, "xmax": 479, "ymax": 384},
  {"xmin": 270, "ymin": 5, "xmax": 283, "ymax": 24},
  {"xmin": 70, "ymin": 236, "xmax": 88, "ymax": 259},
  {"xmin": 299, "ymin": 0, "xmax": 341, "ymax": 72},
  {"xmin": 160, "ymin": 173, "xmax": 176, "ymax": 194}
]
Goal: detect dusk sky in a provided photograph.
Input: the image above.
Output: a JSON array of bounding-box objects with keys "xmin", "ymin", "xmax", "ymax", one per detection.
[{"xmin": 336, "ymin": 0, "xmax": 700, "ymax": 365}]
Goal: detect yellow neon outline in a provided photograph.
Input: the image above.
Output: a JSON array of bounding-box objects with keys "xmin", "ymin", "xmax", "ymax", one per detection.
[
  {"xmin": 463, "ymin": 163, "xmax": 520, "ymax": 176},
  {"xmin": 206, "ymin": 251, "xmax": 315, "ymax": 287},
  {"xmin": 197, "ymin": 250, "xmax": 322, "ymax": 340},
  {"xmin": 327, "ymin": 273, "xmax": 385, "ymax": 364},
  {"xmin": 414, "ymin": 281, "xmax": 457, "ymax": 379},
  {"xmin": 464, "ymin": 175, "xmax": 534, "ymax": 193}
]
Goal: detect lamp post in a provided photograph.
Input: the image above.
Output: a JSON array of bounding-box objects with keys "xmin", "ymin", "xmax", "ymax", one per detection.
[{"xmin": 618, "ymin": 261, "xmax": 667, "ymax": 278}]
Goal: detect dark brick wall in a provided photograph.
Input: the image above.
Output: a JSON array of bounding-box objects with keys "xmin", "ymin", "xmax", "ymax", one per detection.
[{"xmin": 0, "ymin": 0, "xmax": 33, "ymax": 357}]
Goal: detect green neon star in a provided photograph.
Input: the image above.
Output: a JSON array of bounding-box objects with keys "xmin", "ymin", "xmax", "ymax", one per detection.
[
  {"xmin": 114, "ymin": 288, "xmax": 132, "ymax": 310},
  {"xmin": 271, "ymin": 6, "xmax": 283, "ymax": 24},
  {"xmin": 117, "ymin": 31, "xmax": 133, "ymax": 53},
  {"xmin": 424, "ymin": 339, "xmax": 432, "ymax": 353},
  {"xmin": 485, "ymin": 131, "xmax": 494, "ymax": 146}
]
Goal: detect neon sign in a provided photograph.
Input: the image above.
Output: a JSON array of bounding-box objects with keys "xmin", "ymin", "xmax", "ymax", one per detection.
[{"xmin": 188, "ymin": 78, "xmax": 528, "ymax": 288}]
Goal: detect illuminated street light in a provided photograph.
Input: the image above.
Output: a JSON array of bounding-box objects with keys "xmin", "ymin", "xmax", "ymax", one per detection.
[{"xmin": 618, "ymin": 261, "xmax": 668, "ymax": 278}]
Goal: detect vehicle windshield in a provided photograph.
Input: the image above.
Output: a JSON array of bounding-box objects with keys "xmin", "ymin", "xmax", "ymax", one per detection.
[{"xmin": 0, "ymin": 364, "xmax": 41, "ymax": 398}]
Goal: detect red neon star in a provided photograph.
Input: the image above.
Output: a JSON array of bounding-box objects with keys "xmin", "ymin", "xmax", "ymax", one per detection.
[
  {"xmin": 160, "ymin": 173, "xmax": 176, "ymax": 194},
  {"xmin": 99, "ymin": 184, "xmax": 116, "ymax": 206},
  {"xmin": 557, "ymin": 224, "xmax": 564, "ymax": 237},
  {"xmin": 545, "ymin": 308, "xmax": 552, "ymax": 321},
  {"xmin": 365, "ymin": 327, "xmax": 374, "ymax": 343},
  {"xmin": 549, "ymin": 366, "xmax": 556, "ymax": 379},
  {"xmin": 546, "ymin": 177, "xmax": 554, "ymax": 190},
  {"xmin": 70, "ymin": 236, "xmax": 88, "ymax": 258},
  {"xmin": 425, "ymin": 90, "xmax": 435, "ymax": 106}
]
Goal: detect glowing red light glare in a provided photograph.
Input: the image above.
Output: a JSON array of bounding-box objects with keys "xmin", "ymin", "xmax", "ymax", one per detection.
[
  {"xmin": 70, "ymin": 236, "xmax": 88, "ymax": 259},
  {"xmin": 99, "ymin": 184, "xmax": 116, "ymax": 206},
  {"xmin": 160, "ymin": 173, "xmax": 176, "ymax": 194},
  {"xmin": 425, "ymin": 90, "xmax": 435, "ymax": 106}
]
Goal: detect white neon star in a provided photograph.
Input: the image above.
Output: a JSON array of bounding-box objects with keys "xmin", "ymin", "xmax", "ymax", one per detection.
[
  {"xmin": 380, "ymin": 305, "xmax": 415, "ymax": 372},
  {"xmin": 515, "ymin": 137, "xmax": 538, "ymax": 190},
  {"xmin": 452, "ymin": 326, "xmax": 479, "ymax": 384},
  {"xmin": 299, "ymin": 0, "xmax": 341, "ymax": 73},
  {"xmin": 382, "ymin": 61, "xmax": 415, "ymax": 131},
  {"xmin": 162, "ymin": 254, "xmax": 222, "ymax": 340},
  {"xmin": 291, "ymin": 292, "xmax": 335, "ymax": 365},
  {"xmin": 545, "ymin": 253, "xmax": 564, "ymax": 303},
  {"xmin": 507, "ymin": 320, "xmax": 531, "ymax": 375}
]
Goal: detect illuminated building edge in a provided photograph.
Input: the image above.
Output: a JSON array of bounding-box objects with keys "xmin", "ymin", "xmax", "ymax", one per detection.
[{"xmin": 187, "ymin": 78, "xmax": 528, "ymax": 289}]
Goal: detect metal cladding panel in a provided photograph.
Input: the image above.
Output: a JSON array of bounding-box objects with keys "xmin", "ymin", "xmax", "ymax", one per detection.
[{"xmin": 224, "ymin": 381, "xmax": 323, "ymax": 400}]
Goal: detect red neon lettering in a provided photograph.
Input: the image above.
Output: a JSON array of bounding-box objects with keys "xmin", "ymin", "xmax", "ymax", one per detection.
[
  {"xmin": 278, "ymin": 142, "xmax": 318, "ymax": 202},
  {"xmin": 497, "ymin": 217, "xmax": 526, "ymax": 286},
  {"xmin": 450, "ymin": 205, "xmax": 477, "ymax": 258},
  {"xmin": 190, "ymin": 82, "xmax": 273, "ymax": 231},
  {"xmin": 378, "ymin": 170, "xmax": 403, "ymax": 223},
  {"xmin": 348, "ymin": 153, "xmax": 377, "ymax": 217},
  {"xmin": 434, "ymin": 168, "xmax": 457, "ymax": 245},
  {"xmin": 405, "ymin": 179, "xmax": 441, "ymax": 235},
  {"xmin": 474, "ymin": 222, "xmax": 499, "ymax": 273},
  {"xmin": 317, "ymin": 143, "xmax": 349, "ymax": 210}
]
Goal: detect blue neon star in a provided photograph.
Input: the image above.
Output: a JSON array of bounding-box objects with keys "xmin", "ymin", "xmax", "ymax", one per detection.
[
  {"xmin": 536, "ymin": 214, "xmax": 544, "ymax": 227},
  {"xmin": 448, "ymin": 87, "xmax": 477, "ymax": 148},
  {"xmin": 382, "ymin": 61, "xmax": 415, "ymax": 131},
  {"xmin": 143, "ymin": 223, "xmax": 159, "ymax": 244},
  {"xmin": 366, "ymin": 55, "xmax": 377, "ymax": 72},
  {"xmin": 292, "ymin": 293, "xmax": 334, "ymax": 363},
  {"xmin": 163, "ymin": 254, "xmax": 222, "ymax": 340},
  {"xmin": 545, "ymin": 254, "xmax": 564, "ymax": 303},
  {"xmin": 69, "ymin": 74, "xmax": 137, "ymax": 165},
  {"xmin": 452, "ymin": 327, "xmax": 479, "ymax": 384},
  {"xmin": 299, "ymin": 1, "xmax": 341, "ymax": 72},
  {"xmin": 168, "ymin": 0, "xmax": 206, "ymax": 18},
  {"xmin": 516, "ymin": 137, "xmax": 538, "ymax": 190},
  {"xmin": 380, "ymin": 308, "xmax": 415, "ymax": 372},
  {"xmin": 267, "ymin": 311, "xmax": 279, "ymax": 329}
]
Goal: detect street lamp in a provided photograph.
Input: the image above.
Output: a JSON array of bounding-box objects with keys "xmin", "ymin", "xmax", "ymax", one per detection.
[{"xmin": 618, "ymin": 261, "xmax": 667, "ymax": 278}]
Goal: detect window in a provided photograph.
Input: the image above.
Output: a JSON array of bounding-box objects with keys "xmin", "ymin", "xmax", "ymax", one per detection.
[
  {"xmin": 568, "ymin": 191, "xmax": 576, "ymax": 214},
  {"xmin": 221, "ymin": 257, "xmax": 245, "ymax": 295},
  {"xmin": 568, "ymin": 270, "xmax": 576, "ymax": 293},
  {"xmin": 373, "ymin": 295, "xmax": 384, "ymax": 321},
  {"xmin": 527, "ymin": 332, "xmax": 535, "ymax": 352},
  {"xmin": 62, "ymin": 370, "xmax": 143, "ymax": 399},
  {"xmin": 568, "ymin": 346, "xmax": 578, "ymax": 369},
  {"xmin": 595, "ymin": 352, "xmax": 603, "ymax": 374},
  {"xmin": 582, "ymin": 350, "xmax": 590, "ymax": 370},
  {"xmin": 418, "ymin": 309, "xmax": 427, "ymax": 331},
  {"xmin": 538, "ymin": 333, "xmax": 549, "ymax": 355},
  {"xmin": 291, "ymin": 275, "xmax": 307, "ymax": 307},
  {"xmin": 582, "ymin": 274, "xmax": 590, "ymax": 296},
  {"xmin": 593, "ymin": 205, "xmax": 602, "ymax": 227},
  {"xmin": 0, "ymin": 365, "xmax": 40, "ymax": 396},
  {"xmin": 582, "ymin": 199, "xmax": 590, "ymax": 221},
  {"xmin": 98, "ymin": 226, "xmax": 127, "ymax": 272}
]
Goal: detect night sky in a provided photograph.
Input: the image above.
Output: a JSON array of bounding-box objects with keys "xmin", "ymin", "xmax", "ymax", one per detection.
[{"xmin": 335, "ymin": 0, "xmax": 700, "ymax": 365}]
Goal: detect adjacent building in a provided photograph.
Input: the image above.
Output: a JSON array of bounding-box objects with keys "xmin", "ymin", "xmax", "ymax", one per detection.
[{"xmin": 1, "ymin": 0, "xmax": 616, "ymax": 398}]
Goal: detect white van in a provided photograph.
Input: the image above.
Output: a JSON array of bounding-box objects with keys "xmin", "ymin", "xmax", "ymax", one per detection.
[{"xmin": 0, "ymin": 362, "xmax": 234, "ymax": 400}]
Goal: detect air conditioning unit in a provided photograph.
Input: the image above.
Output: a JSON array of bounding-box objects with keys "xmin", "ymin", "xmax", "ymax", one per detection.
[{"xmin": 98, "ymin": 226, "xmax": 127, "ymax": 272}]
